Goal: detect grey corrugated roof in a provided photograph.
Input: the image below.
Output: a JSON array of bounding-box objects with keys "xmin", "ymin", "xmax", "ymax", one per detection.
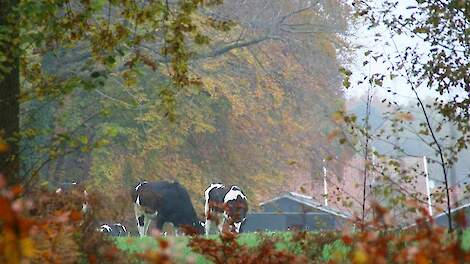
[
  {"xmin": 433, "ymin": 202, "xmax": 470, "ymax": 219},
  {"xmin": 259, "ymin": 192, "xmax": 351, "ymax": 219}
]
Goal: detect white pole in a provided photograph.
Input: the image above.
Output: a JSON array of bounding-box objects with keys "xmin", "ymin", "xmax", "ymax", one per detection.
[
  {"xmin": 371, "ymin": 147, "xmax": 377, "ymax": 186},
  {"xmin": 423, "ymin": 156, "xmax": 433, "ymax": 216},
  {"xmin": 323, "ymin": 158, "xmax": 328, "ymax": 207}
]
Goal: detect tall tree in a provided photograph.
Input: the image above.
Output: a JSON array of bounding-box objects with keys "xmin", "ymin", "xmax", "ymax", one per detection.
[
  {"xmin": 2, "ymin": 0, "xmax": 228, "ymax": 187},
  {"xmin": 0, "ymin": 0, "xmax": 20, "ymax": 185},
  {"xmin": 348, "ymin": 0, "xmax": 470, "ymax": 231}
]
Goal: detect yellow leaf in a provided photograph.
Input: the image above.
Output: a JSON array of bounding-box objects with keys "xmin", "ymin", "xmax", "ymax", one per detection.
[
  {"xmin": 287, "ymin": 160, "xmax": 298, "ymax": 166},
  {"xmin": 21, "ymin": 238, "xmax": 35, "ymax": 258},
  {"xmin": 395, "ymin": 112, "xmax": 414, "ymax": 121},
  {"xmin": 327, "ymin": 129, "xmax": 340, "ymax": 143},
  {"xmin": 0, "ymin": 137, "xmax": 9, "ymax": 153},
  {"xmin": 353, "ymin": 249, "xmax": 368, "ymax": 264},
  {"xmin": 332, "ymin": 111, "xmax": 344, "ymax": 123}
]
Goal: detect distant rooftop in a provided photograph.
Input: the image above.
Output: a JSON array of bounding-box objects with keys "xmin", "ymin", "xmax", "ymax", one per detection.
[{"xmin": 259, "ymin": 192, "xmax": 352, "ymax": 219}]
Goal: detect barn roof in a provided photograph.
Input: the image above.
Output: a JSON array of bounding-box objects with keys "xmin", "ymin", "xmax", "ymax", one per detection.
[
  {"xmin": 433, "ymin": 202, "xmax": 470, "ymax": 219},
  {"xmin": 259, "ymin": 192, "xmax": 351, "ymax": 219}
]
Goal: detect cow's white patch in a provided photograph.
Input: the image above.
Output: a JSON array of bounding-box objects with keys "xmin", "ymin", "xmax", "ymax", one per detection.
[
  {"xmin": 82, "ymin": 203, "xmax": 89, "ymax": 213},
  {"xmin": 115, "ymin": 223, "xmax": 127, "ymax": 233},
  {"xmin": 100, "ymin": 224, "xmax": 112, "ymax": 232},
  {"xmin": 234, "ymin": 222, "xmax": 242, "ymax": 233},
  {"xmin": 135, "ymin": 181, "xmax": 148, "ymax": 191},
  {"xmin": 223, "ymin": 188, "xmax": 246, "ymax": 203}
]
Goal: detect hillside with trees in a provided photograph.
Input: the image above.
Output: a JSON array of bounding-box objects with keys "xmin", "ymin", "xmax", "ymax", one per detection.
[{"xmin": 14, "ymin": 0, "xmax": 352, "ymax": 214}]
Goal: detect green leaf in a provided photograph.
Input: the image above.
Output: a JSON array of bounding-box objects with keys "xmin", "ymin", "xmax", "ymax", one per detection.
[
  {"xmin": 105, "ymin": 56, "xmax": 116, "ymax": 67},
  {"xmin": 91, "ymin": 71, "xmax": 101, "ymax": 78},
  {"xmin": 343, "ymin": 78, "xmax": 351, "ymax": 89},
  {"xmin": 78, "ymin": 135, "xmax": 88, "ymax": 144},
  {"xmin": 90, "ymin": 0, "xmax": 107, "ymax": 10}
]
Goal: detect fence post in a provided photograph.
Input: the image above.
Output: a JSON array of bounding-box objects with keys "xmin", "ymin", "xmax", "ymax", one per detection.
[
  {"xmin": 423, "ymin": 156, "xmax": 433, "ymax": 216},
  {"xmin": 323, "ymin": 158, "xmax": 328, "ymax": 207}
]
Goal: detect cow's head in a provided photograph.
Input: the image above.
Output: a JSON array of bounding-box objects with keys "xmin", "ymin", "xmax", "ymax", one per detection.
[{"xmin": 98, "ymin": 224, "xmax": 112, "ymax": 234}]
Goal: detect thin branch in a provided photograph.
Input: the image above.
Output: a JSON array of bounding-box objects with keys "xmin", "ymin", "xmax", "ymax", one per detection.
[
  {"xmin": 361, "ymin": 77, "xmax": 373, "ymax": 230},
  {"xmin": 391, "ymin": 38, "xmax": 454, "ymax": 232},
  {"xmin": 95, "ymin": 89, "xmax": 133, "ymax": 107}
]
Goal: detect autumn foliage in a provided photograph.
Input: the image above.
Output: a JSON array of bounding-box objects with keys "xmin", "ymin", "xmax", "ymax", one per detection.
[
  {"xmin": 340, "ymin": 202, "xmax": 470, "ymax": 264},
  {"xmin": 0, "ymin": 176, "xmax": 132, "ymax": 264},
  {"xmin": 188, "ymin": 230, "xmax": 306, "ymax": 264}
]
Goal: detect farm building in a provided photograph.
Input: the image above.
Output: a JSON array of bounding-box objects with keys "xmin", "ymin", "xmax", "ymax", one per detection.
[
  {"xmin": 243, "ymin": 192, "xmax": 351, "ymax": 232},
  {"xmin": 434, "ymin": 203, "xmax": 470, "ymax": 229}
]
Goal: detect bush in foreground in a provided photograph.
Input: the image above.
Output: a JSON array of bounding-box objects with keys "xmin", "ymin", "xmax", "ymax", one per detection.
[{"xmin": 2, "ymin": 177, "xmax": 470, "ymax": 263}]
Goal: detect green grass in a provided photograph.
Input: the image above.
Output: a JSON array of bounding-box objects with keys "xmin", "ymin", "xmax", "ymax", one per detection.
[
  {"xmin": 115, "ymin": 230, "xmax": 470, "ymax": 263},
  {"xmin": 462, "ymin": 228, "xmax": 470, "ymax": 251},
  {"xmin": 115, "ymin": 235, "xmax": 207, "ymax": 263},
  {"xmin": 115, "ymin": 232, "xmax": 294, "ymax": 263}
]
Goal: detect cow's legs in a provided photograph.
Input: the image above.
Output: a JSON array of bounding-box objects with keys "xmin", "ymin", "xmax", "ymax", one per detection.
[
  {"xmin": 153, "ymin": 214, "xmax": 166, "ymax": 235},
  {"xmin": 134, "ymin": 204, "xmax": 146, "ymax": 237},
  {"xmin": 218, "ymin": 213, "xmax": 226, "ymax": 234},
  {"xmin": 143, "ymin": 213, "xmax": 152, "ymax": 236},
  {"xmin": 205, "ymin": 219, "xmax": 212, "ymax": 236}
]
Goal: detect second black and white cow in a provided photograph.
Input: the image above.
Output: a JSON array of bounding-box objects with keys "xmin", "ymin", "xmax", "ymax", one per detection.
[
  {"xmin": 204, "ymin": 184, "xmax": 248, "ymax": 235},
  {"xmin": 98, "ymin": 223, "xmax": 128, "ymax": 237},
  {"xmin": 132, "ymin": 180, "xmax": 204, "ymax": 237}
]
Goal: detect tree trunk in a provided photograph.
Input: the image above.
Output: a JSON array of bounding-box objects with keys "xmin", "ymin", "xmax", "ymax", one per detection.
[{"xmin": 0, "ymin": 0, "xmax": 20, "ymax": 185}]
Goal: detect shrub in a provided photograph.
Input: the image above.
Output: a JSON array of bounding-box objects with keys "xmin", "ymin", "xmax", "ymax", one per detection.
[
  {"xmin": 340, "ymin": 202, "xmax": 470, "ymax": 264},
  {"xmin": 189, "ymin": 230, "xmax": 306, "ymax": 264},
  {"xmin": 0, "ymin": 176, "xmax": 133, "ymax": 263}
]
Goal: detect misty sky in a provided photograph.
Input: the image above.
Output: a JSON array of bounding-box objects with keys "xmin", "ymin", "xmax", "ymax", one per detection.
[{"xmin": 345, "ymin": 0, "xmax": 441, "ymax": 105}]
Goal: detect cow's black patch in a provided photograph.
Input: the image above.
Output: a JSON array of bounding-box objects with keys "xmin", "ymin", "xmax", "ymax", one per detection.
[
  {"xmin": 208, "ymin": 186, "xmax": 230, "ymax": 213},
  {"xmin": 138, "ymin": 215, "xmax": 145, "ymax": 226},
  {"xmin": 132, "ymin": 180, "xmax": 204, "ymax": 235}
]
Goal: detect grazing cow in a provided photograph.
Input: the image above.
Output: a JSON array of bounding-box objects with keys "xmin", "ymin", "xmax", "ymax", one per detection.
[
  {"xmin": 55, "ymin": 181, "xmax": 89, "ymax": 214},
  {"xmin": 204, "ymin": 184, "xmax": 248, "ymax": 235},
  {"xmin": 132, "ymin": 180, "xmax": 204, "ymax": 237},
  {"xmin": 98, "ymin": 223, "xmax": 128, "ymax": 237}
]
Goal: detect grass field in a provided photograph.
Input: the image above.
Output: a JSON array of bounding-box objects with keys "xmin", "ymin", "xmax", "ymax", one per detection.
[
  {"xmin": 115, "ymin": 232, "xmax": 348, "ymax": 263},
  {"xmin": 115, "ymin": 229, "xmax": 470, "ymax": 263}
]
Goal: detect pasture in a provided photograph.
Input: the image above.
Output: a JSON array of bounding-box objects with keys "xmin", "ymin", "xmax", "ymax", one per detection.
[
  {"xmin": 114, "ymin": 230, "xmax": 470, "ymax": 263},
  {"xmin": 114, "ymin": 232, "xmax": 348, "ymax": 263}
]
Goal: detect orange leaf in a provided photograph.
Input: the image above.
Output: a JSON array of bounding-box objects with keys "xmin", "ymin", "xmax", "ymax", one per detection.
[
  {"xmin": 159, "ymin": 239, "xmax": 169, "ymax": 249},
  {"xmin": 69, "ymin": 210, "xmax": 82, "ymax": 222},
  {"xmin": 342, "ymin": 235, "xmax": 353, "ymax": 245}
]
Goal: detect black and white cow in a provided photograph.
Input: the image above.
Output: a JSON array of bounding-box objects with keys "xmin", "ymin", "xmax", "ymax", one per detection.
[
  {"xmin": 55, "ymin": 181, "xmax": 89, "ymax": 214},
  {"xmin": 204, "ymin": 184, "xmax": 248, "ymax": 235},
  {"xmin": 98, "ymin": 223, "xmax": 128, "ymax": 237},
  {"xmin": 132, "ymin": 180, "xmax": 204, "ymax": 237}
]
